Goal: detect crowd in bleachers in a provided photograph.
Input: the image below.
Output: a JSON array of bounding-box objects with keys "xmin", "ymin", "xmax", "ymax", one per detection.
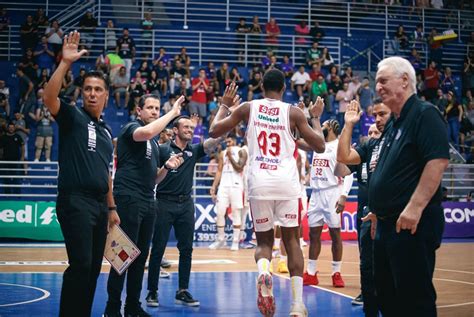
[{"xmin": 0, "ymin": 2, "xmax": 473, "ymax": 164}]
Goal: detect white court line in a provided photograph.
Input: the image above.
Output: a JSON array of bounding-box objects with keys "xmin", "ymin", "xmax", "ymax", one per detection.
[
  {"xmin": 434, "ymin": 278, "xmax": 474, "ymax": 286},
  {"xmin": 0, "ymin": 282, "xmax": 50, "ymax": 307},
  {"xmin": 0, "ymin": 259, "xmax": 236, "ymax": 266},
  {"xmin": 438, "ymin": 301, "xmax": 474, "ymax": 308},
  {"xmin": 436, "ymin": 268, "xmax": 474, "ymax": 275}
]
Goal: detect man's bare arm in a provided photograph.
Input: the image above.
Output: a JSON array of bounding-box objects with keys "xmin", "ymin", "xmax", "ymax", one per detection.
[
  {"xmin": 227, "ymin": 148, "xmax": 247, "ymax": 173},
  {"xmin": 337, "ymin": 100, "xmax": 363, "ymax": 165}
]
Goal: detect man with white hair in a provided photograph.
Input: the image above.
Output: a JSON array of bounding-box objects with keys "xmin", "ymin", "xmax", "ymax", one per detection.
[{"xmin": 367, "ymin": 56, "xmax": 449, "ymax": 316}]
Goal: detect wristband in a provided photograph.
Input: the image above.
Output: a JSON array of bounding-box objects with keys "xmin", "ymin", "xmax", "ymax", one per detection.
[
  {"xmin": 164, "ymin": 164, "xmax": 172, "ymax": 170},
  {"xmin": 108, "ymin": 206, "xmax": 117, "ymax": 211}
]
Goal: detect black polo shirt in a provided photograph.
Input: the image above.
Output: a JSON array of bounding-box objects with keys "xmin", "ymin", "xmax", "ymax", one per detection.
[
  {"xmin": 113, "ymin": 120, "xmax": 160, "ymax": 200},
  {"xmin": 54, "ymin": 100, "xmax": 113, "ymax": 195},
  {"xmin": 0, "ymin": 133, "xmax": 24, "ymax": 160},
  {"xmin": 156, "ymin": 140, "xmax": 205, "ymax": 196},
  {"xmin": 368, "ymin": 94, "xmax": 450, "ymax": 216}
]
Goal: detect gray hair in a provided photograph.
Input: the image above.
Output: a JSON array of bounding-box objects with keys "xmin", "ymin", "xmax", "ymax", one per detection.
[{"xmin": 377, "ymin": 56, "xmax": 416, "ymax": 93}]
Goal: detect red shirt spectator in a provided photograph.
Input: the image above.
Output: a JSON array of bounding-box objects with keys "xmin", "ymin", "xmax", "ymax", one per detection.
[
  {"xmin": 424, "ymin": 61, "xmax": 440, "ymax": 89},
  {"xmin": 309, "ymin": 64, "xmax": 324, "ymax": 82},
  {"xmin": 265, "ymin": 18, "xmax": 280, "ymax": 45},
  {"xmin": 191, "ymin": 69, "xmax": 209, "ymax": 104}
]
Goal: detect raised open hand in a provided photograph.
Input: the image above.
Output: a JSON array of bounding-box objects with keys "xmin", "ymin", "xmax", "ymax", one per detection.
[
  {"xmin": 222, "ymin": 82, "xmax": 238, "ymax": 107},
  {"xmin": 171, "ymin": 95, "xmax": 186, "ymax": 116},
  {"xmin": 228, "ymin": 94, "xmax": 242, "ymax": 113},
  {"xmin": 62, "ymin": 31, "xmax": 88, "ymax": 65},
  {"xmin": 344, "ymin": 99, "xmax": 362, "ymax": 125},
  {"xmin": 309, "ymin": 96, "xmax": 324, "ymax": 118}
]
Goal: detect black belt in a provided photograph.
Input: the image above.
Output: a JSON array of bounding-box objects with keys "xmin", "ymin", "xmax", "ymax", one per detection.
[
  {"xmin": 156, "ymin": 194, "xmax": 191, "ymax": 203},
  {"xmin": 59, "ymin": 190, "xmax": 107, "ymax": 202}
]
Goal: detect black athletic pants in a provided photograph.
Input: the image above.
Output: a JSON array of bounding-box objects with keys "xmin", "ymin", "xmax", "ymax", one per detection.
[
  {"xmin": 106, "ymin": 196, "xmax": 156, "ymax": 310},
  {"xmin": 56, "ymin": 192, "xmax": 108, "ymax": 317},
  {"xmin": 148, "ymin": 195, "xmax": 195, "ymax": 292},
  {"xmin": 374, "ymin": 206, "xmax": 444, "ymax": 317}
]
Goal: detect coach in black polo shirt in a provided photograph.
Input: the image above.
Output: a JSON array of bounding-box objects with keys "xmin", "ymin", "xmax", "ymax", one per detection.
[
  {"xmin": 43, "ymin": 31, "xmax": 120, "ymax": 317},
  {"xmin": 104, "ymin": 95, "xmax": 184, "ymax": 317},
  {"xmin": 146, "ymin": 116, "xmax": 222, "ymax": 308},
  {"xmin": 369, "ymin": 57, "xmax": 449, "ymax": 317}
]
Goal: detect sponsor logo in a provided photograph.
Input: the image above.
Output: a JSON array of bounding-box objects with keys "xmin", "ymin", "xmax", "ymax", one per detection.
[
  {"xmin": 87, "ymin": 121, "xmax": 97, "ymax": 152},
  {"xmin": 312, "ymin": 158, "xmax": 329, "ymax": 167},
  {"xmin": 255, "ymin": 218, "xmax": 269, "ymax": 224},
  {"xmin": 260, "ymin": 163, "xmax": 277, "ymax": 170},
  {"xmin": 285, "ymin": 214, "xmax": 297, "ymax": 219},
  {"xmin": 444, "ymin": 208, "xmax": 474, "ymax": 223},
  {"xmin": 255, "ymin": 156, "xmax": 281, "ymax": 164},
  {"xmin": 259, "ymin": 105, "xmax": 280, "ymax": 116},
  {"xmin": 257, "ymin": 114, "xmax": 280, "ymax": 123}
]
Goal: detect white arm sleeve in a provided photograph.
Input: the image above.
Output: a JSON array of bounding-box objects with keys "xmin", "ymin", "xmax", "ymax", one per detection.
[{"xmin": 342, "ymin": 173, "xmax": 354, "ymax": 197}]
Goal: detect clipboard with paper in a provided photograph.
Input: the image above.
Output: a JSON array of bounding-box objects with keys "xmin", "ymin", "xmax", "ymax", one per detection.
[{"xmin": 104, "ymin": 224, "xmax": 141, "ymax": 275}]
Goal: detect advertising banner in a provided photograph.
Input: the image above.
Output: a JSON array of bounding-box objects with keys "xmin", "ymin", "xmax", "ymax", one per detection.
[{"xmin": 1, "ymin": 200, "xmax": 473, "ymax": 241}]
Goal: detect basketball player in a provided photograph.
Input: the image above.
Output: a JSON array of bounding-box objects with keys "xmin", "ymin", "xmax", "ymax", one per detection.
[
  {"xmin": 300, "ymin": 119, "xmax": 354, "ymax": 288},
  {"xmin": 209, "ymin": 71, "xmax": 325, "ymax": 317},
  {"xmin": 209, "ymin": 135, "xmax": 248, "ymax": 251}
]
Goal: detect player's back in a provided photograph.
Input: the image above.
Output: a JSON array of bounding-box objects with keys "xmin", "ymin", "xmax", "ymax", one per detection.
[{"xmin": 246, "ymin": 98, "xmax": 300, "ymax": 200}]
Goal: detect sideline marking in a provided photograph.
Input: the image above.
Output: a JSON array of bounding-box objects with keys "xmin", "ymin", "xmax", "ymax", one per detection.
[
  {"xmin": 0, "ymin": 282, "xmax": 50, "ymax": 307},
  {"xmin": 0, "ymin": 259, "xmax": 236, "ymax": 266},
  {"xmin": 438, "ymin": 301, "xmax": 474, "ymax": 308},
  {"xmin": 436, "ymin": 268, "xmax": 474, "ymax": 275}
]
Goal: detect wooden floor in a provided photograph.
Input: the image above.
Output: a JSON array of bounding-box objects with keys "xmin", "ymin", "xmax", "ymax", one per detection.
[{"xmin": 1, "ymin": 241, "xmax": 473, "ymax": 317}]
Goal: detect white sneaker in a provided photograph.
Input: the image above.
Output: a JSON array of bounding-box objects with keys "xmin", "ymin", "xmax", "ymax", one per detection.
[
  {"xmin": 289, "ymin": 301, "xmax": 308, "ymax": 316},
  {"xmin": 300, "ymin": 239, "xmax": 308, "ymax": 247},
  {"xmin": 209, "ymin": 239, "xmax": 226, "ymax": 250},
  {"xmin": 230, "ymin": 241, "xmax": 239, "ymax": 251}
]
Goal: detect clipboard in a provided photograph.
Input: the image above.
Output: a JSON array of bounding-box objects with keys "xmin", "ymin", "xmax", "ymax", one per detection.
[{"xmin": 104, "ymin": 224, "xmax": 141, "ymax": 275}]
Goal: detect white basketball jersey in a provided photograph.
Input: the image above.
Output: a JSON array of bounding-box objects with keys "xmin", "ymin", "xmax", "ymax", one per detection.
[
  {"xmin": 220, "ymin": 146, "xmax": 244, "ymax": 188},
  {"xmin": 298, "ymin": 149, "xmax": 307, "ymax": 184},
  {"xmin": 246, "ymin": 98, "xmax": 300, "ymax": 200},
  {"xmin": 310, "ymin": 139, "xmax": 342, "ymax": 189}
]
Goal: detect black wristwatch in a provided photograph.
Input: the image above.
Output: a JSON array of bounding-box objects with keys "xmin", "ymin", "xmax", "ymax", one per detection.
[{"xmin": 164, "ymin": 164, "xmax": 172, "ymax": 170}]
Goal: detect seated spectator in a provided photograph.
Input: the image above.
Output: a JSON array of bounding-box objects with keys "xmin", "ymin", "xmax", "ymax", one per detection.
[
  {"xmin": 247, "ymin": 71, "xmax": 263, "ymax": 101},
  {"xmin": 266, "ymin": 55, "xmax": 280, "ymax": 71},
  {"xmin": 230, "ymin": 67, "xmax": 246, "ymax": 91},
  {"xmin": 265, "ymin": 17, "xmax": 280, "ymax": 51},
  {"xmin": 33, "ymin": 8, "xmax": 49, "ymax": 33},
  {"xmin": 348, "ymin": 75, "xmax": 361, "ymax": 97},
  {"xmin": 189, "ymin": 68, "xmax": 210, "ymax": 118},
  {"xmin": 309, "ymin": 63, "xmax": 324, "ymax": 82},
  {"xmin": 36, "ymin": 68, "xmax": 50, "ymax": 91},
  {"xmin": 433, "ymin": 88, "xmax": 448, "ymax": 113},
  {"xmin": 34, "ymin": 35, "xmax": 55, "ymax": 74},
  {"xmin": 19, "ymin": 48, "xmax": 39, "ymax": 85},
  {"xmin": 310, "ymin": 74, "xmax": 328, "ymax": 105},
  {"xmin": 129, "ymin": 71, "xmax": 147, "ymax": 99},
  {"xmin": 411, "ymin": 23, "xmax": 425, "ymax": 50},
  {"xmin": 147, "ymin": 70, "xmax": 162, "ymax": 97},
  {"xmin": 176, "ymin": 79, "xmax": 192, "ymax": 110},
  {"xmin": 33, "ymin": 95, "xmax": 54, "ymax": 162},
  {"xmin": 162, "ymin": 94, "xmax": 176, "ymax": 115},
  {"xmin": 112, "ymin": 66, "xmax": 130, "ymax": 109},
  {"xmin": 153, "ymin": 47, "xmax": 172, "ymax": 67},
  {"xmin": 440, "ymin": 66, "xmax": 455, "ymax": 94},
  {"xmin": 78, "ymin": 9, "xmax": 98, "ymax": 49},
  {"xmin": 280, "ymin": 55, "xmax": 294, "ymax": 78},
  {"xmin": 71, "ymin": 68, "xmax": 86, "ymax": 104},
  {"xmin": 306, "ymin": 42, "xmax": 321, "ymax": 67},
  {"xmin": 393, "ymin": 25, "xmax": 409, "ymax": 53},
  {"xmin": 169, "ymin": 60, "xmax": 188, "ymax": 95},
  {"xmin": 13, "ymin": 112, "xmax": 30, "ymax": 161},
  {"xmin": 359, "ymin": 104, "xmax": 375, "ymax": 139},
  {"xmin": 408, "ymin": 48, "xmax": 423, "ymax": 75},
  {"xmin": 261, "ymin": 49, "xmax": 274, "ymax": 70},
  {"xmin": 291, "ymin": 65, "xmax": 311, "ymax": 101},
  {"xmin": 216, "ymin": 62, "xmax": 230, "ymax": 94},
  {"xmin": 20, "ymin": 15, "xmax": 38, "ymax": 52},
  {"xmin": 340, "ymin": 66, "xmax": 353, "ymax": 83},
  {"xmin": 154, "ymin": 60, "xmax": 169, "ymax": 96},
  {"xmin": 319, "ymin": 47, "xmax": 334, "ymax": 71},
  {"xmin": 326, "ymin": 65, "xmax": 339, "ymax": 83},
  {"xmin": 176, "ymin": 47, "xmax": 191, "ymax": 77},
  {"xmin": 138, "ymin": 60, "xmax": 151, "ymax": 81},
  {"xmin": 105, "ymin": 20, "xmax": 117, "ymax": 53},
  {"xmin": 45, "ymin": 19, "xmax": 63, "ymax": 56},
  {"xmin": 309, "ymin": 20, "xmax": 325, "ymax": 43},
  {"xmin": 358, "ymin": 78, "xmax": 375, "ymax": 111}
]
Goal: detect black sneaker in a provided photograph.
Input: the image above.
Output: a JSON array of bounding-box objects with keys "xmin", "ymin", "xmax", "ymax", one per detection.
[
  {"xmin": 145, "ymin": 291, "xmax": 159, "ymax": 307},
  {"xmin": 175, "ymin": 290, "xmax": 200, "ymax": 307},
  {"xmin": 161, "ymin": 257, "xmax": 172, "ymax": 268},
  {"xmin": 124, "ymin": 305, "xmax": 151, "ymax": 317},
  {"xmin": 103, "ymin": 305, "xmax": 122, "ymax": 317},
  {"xmin": 351, "ymin": 293, "xmax": 363, "ymax": 305}
]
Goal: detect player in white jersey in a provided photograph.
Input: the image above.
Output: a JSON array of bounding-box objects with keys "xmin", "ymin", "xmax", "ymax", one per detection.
[
  {"xmin": 209, "ymin": 71, "xmax": 325, "ymax": 317},
  {"xmin": 300, "ymin": 119, "xmax": 354, "ymax": 288},
  {"xmin": 209, "ymin": 135, "xmax": 248, "ymax": 251}
]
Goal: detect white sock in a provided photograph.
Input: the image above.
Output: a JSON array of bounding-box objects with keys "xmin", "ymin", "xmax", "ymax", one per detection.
[
  {"xmin": 332, "ymin": 261, "xmax": 342, "ymax": 274},
  {"xmin": 232, "ymin": 228, "xmax": 240, "ymax": 243},
  {"xmin": 291, "ymin": 276, "xmax": 303, "ymax": 303},
  {"xmin": 274, "ymin": 238, "xmax": 280, "ymax": 249},
  {"xmin": 307, "ymin": 259, "xmax": 317, "ymax": 275},
  {"xmin": 257, "ymin": 258, "xmax": 271, "ymax": 276},
  {"xmin": 217, "ymin": 226, "xmax": 225, "ymax": 241},
  {"xmin": 280, "ymin": 255, "xmax": 287, "ymax": 263},
  {"xmin": 300, "ymin": 237, "xmax": 305, "ymax": 244}
]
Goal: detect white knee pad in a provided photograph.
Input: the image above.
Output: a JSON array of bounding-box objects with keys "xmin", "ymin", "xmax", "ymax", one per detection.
[{"xmin": 215, "ymin": 202, "xmax": 227, "ymax": 227}]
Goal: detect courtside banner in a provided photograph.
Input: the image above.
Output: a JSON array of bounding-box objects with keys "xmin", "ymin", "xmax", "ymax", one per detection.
[
  {"xmin": 0, "ymin": 201, "xmax": 63, "ymax": 241},
  {"xmin": 442, "ymin": 202, "xmax": 474, "ymax": 238}
]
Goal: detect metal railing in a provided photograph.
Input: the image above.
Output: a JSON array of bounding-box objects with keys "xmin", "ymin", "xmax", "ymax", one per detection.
[{"xmin": 1, "ymin": 160, "xmax": 472, "ymax": 201}]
